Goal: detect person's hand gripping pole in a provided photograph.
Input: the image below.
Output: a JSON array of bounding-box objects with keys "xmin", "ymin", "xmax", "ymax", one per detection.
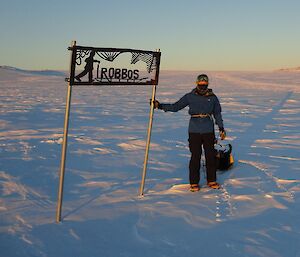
[{"xmin": 149, "ymin": 99, "xmax": 160, "ymax": 109}]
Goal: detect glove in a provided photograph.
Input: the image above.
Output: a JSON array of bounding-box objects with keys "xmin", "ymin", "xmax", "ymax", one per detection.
[
  {"xmin": 149, "ymin": 99, "xmax": 161, "ymax": 109},
  {"xmin": 219, "ymin": 127, "xmax": 226, "ymax": 140}
]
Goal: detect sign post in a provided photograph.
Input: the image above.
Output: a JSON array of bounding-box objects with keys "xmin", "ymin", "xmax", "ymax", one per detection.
[
  {"xmin": 56, "ymin": 42, "xmax": 161, "ymax": 222},
  {"xmin": 139, "ymin": 49, "xmax": 161, "ymax": 196},
  {"xmin": 139, "ymin": 83, "xmax": 156, "ymax": 196},
  {"xmin": 56, "ymin": 41, "xmax": 77, "ymax": 223}
]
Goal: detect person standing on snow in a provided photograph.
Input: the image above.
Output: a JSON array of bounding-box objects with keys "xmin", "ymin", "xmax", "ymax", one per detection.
[{"xmin": 153, "ymin": 74, "xmax": 226, "ymax": 192}]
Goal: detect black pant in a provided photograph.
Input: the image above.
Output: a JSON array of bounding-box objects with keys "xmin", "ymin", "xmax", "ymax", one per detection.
[{"xmin": 188, "ymin": 133, "xmax": 217, "ymax": 184}]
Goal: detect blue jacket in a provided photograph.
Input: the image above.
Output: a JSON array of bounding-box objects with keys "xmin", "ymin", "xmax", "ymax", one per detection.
[{"xmin": 159, "ymin": 88, "xmax": 224, "ymax": 134}]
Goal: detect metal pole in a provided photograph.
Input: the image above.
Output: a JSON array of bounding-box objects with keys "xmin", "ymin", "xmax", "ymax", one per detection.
[
  {"xmin": 139, "ymin": 49, "xmax": 161, "ymax": 197},
  {"xmin": 139, "ymin": 83, "xmax": 157, "ymax": 196},
  {"xmin": 56, "ymin": 41, "xmax": 77, "ymax": 223}
]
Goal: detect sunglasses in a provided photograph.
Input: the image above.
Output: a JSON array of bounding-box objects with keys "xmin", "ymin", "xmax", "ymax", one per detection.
[{"xmin": 196, "ymin": 80, "xmax": 208, "ymax": 85}]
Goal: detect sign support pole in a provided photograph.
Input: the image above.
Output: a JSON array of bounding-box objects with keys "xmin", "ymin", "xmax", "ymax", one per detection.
[
  {"xmin": 56, "ymin": 41, "xmax": 77, "ymax": 223},
  {"xmin": 139, "ymin": 83, "xmax": 157, "ymax": 196},
  {"xmin": 139, "ymin": 49, "xmax": 161, "ymax": 196}
]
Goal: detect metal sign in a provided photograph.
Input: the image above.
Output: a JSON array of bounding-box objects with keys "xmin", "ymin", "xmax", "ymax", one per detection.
[
  {"xmin": 56, "ymin": 41, "xmax": 161, "ymax": 222},
  {"xmin": 69, "ymin": 45, "xmax": 160, "ymax": 86}
]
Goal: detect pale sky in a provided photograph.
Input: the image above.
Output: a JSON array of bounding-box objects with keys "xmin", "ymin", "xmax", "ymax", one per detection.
[{"xmin": 1, "ymin": 0, "xmax": 299, "ymax": 71}]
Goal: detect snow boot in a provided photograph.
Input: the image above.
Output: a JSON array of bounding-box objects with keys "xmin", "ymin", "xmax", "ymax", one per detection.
[
  {"xmin": 190, "ymin": 184, "xmax": 200, "ymax": 192},
  {"xmin": 207, "ymin": 181, "xmax": 220, "ymax": 189}
]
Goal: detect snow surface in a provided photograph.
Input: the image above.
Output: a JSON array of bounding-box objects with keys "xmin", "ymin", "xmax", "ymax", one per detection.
[{"xmin": 1, "ymin": 68, "xmax": 300, "ymax": 257}]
